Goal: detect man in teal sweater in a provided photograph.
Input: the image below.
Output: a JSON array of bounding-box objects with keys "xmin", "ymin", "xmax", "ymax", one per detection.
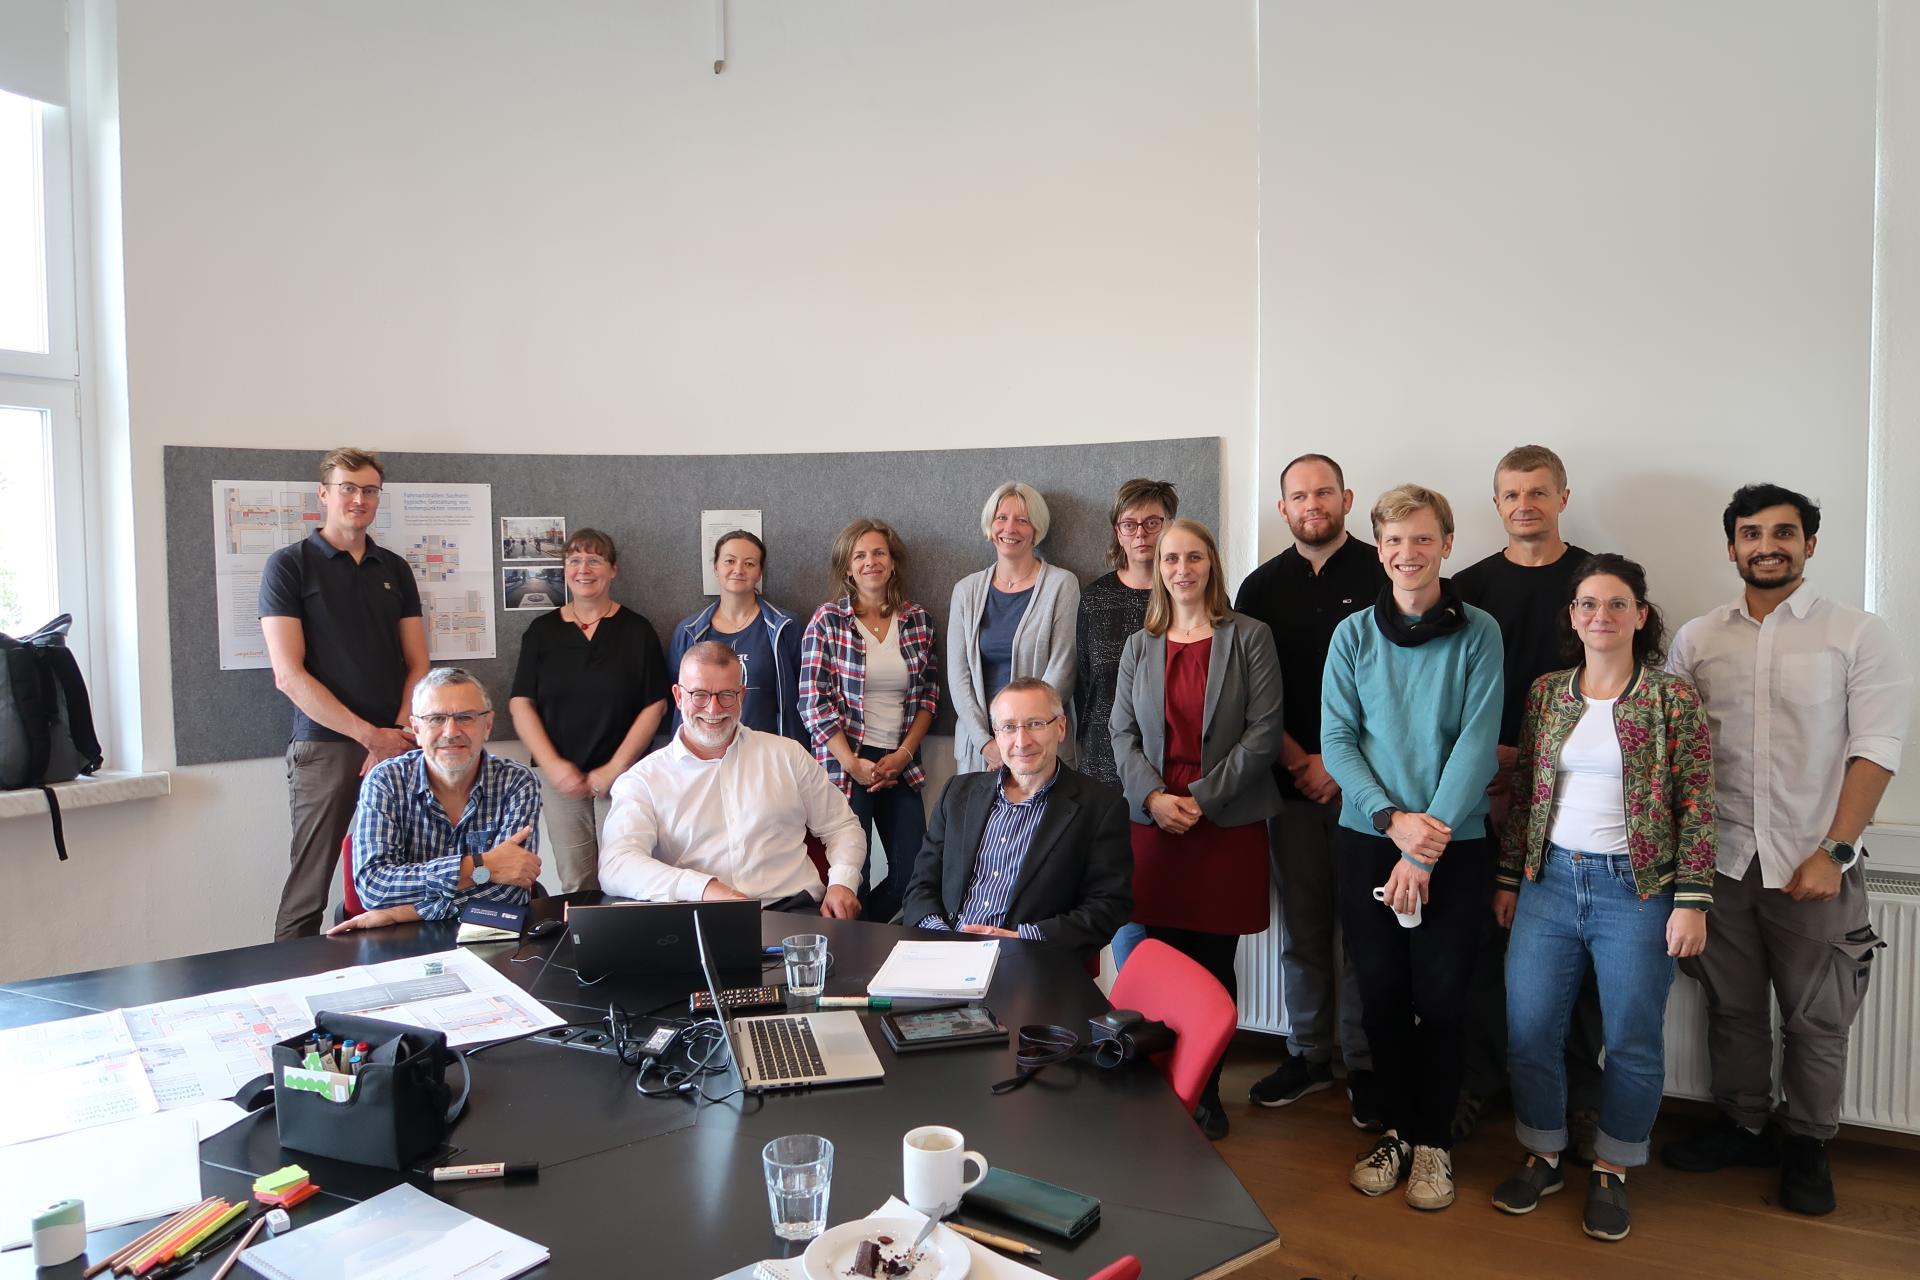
[{"xmin": 1321, "ymin": 483, "xmax": 1503, "ymax": 1214}]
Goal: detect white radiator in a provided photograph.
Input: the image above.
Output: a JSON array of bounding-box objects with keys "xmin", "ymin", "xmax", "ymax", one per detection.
[{"xmin": 1233, "ymin": 872, "xmax": 1920, "ymax": 1134}]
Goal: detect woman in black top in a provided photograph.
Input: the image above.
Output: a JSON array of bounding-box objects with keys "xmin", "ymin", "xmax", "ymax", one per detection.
[{"xmin": 509, "ymin": 529, "xmax": 669, "ymax": 893}]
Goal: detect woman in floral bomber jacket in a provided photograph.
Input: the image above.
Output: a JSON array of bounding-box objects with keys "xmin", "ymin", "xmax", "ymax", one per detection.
[{"xmin": 1488, "ymin": 553, "xmax": 1715, "ymax": 1244}]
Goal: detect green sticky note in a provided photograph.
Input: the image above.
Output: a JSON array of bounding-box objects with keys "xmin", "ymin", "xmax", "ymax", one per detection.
[{"xmin": 254, "ymin": 1164, "xmax": 309, "ymax": 1193}]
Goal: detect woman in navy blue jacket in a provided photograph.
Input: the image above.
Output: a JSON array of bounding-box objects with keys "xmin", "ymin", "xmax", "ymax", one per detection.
[{"xmin": 666, "ymin": 530, "xmax": 806, "ymax": 746}]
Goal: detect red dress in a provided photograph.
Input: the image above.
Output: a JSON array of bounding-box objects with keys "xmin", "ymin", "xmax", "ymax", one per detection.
[{"xmin": 1129, "ymin": 637, "xmax": 1271, "ymax": 935}]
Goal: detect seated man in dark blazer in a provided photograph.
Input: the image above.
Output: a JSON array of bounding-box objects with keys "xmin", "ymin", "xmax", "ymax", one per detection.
[{"xmin": 902, "ymin": 678, "xmax": 1131, "ymax": 962}]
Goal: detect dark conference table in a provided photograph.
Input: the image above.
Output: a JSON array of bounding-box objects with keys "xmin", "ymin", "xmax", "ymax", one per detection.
[{"xmin": 2, "ymin": 904, "xmax": 1280, "ymax": 1278}]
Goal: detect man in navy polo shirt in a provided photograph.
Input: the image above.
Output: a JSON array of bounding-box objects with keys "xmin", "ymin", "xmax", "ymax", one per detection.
[{"xmin": 260, "ymin": 447, "xmax": 429, "ymax": 939}]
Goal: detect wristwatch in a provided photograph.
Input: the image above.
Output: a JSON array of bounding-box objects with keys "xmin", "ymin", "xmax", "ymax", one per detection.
[
  {"xmin": 470, "ymin": 849, "xmax": 492, "ymax": 886},
  {"xmin": 1818, "ymin": 838, "xmax": 1860, "ymax": 871},
  {"xmin": 1371, "ymin": 808, "xmax": 1398, "ymax": 835}
]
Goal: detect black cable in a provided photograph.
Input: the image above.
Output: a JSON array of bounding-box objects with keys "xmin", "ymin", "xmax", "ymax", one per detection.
[{"xmin": 991, "ymin": 1023, "xmax": 1084, "ymax": 1094}]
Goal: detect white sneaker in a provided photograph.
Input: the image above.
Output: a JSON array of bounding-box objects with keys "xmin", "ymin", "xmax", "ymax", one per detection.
[
  {"xmin": 1350, "ymin": 1134, "xmax": 1411, "ymax": 1196},
  {"xmin": 1406, "ymin": 1145, "xmax": 1456, "ymax": 1210}
]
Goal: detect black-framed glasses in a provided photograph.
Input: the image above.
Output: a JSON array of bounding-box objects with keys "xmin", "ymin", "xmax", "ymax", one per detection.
[
  {"xmin": 326, "ymin": 481, "xmax": 383, "ymax": 500},
  {"xmin": 992, "ymin": 713, "xmax": 1063, "ymax": 737},
  {"xmin": 1115, "ymin": 516, "xmax": 1166, "ymax": 536},
  {"xmin": 681, "ymin": 687, "xmax": 743, "ymax": 708},
  {"xmin": 415, "ymin": 710, "xmax": 488, "ymax": 729}
]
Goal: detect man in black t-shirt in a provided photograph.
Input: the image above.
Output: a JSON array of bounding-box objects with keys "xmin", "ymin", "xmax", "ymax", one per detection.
[
  {"xmin": 1235, "ymin": 453, "xmax": 1387, "ymax": 1128},
  {"xmin": 1450, "ymin": 444, "xmax": 1603, "ymax": 1152},
  {"xmin": 259, "ymin": 448, "xmax": 429, "ymax": 940}
]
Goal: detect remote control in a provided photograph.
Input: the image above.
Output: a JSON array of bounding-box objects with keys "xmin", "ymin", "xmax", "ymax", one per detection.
[{"xmin": 689, "ymin": 985, "xmax": 787, "ymax": 1015}]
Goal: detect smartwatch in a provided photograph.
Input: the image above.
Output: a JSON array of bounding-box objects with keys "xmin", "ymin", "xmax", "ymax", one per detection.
[
  {"xmin": 1818, "ymin": 838, "xmax": 1860, "ymax": 871},
  {"xmin": 470, "ymin": 849, "xmax": 492, "ymax": 886},
  {"xmin": 1371, "ymin": 808, "xmax": 1398, "ymax": 835}
]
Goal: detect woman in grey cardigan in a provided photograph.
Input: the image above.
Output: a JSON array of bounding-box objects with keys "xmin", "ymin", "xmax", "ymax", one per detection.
[{"xmin": 948, "ymin": 482, "xmax": 1081, "ymax": 771}]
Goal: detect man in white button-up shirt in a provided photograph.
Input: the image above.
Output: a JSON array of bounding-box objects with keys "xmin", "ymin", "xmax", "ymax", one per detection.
[
  {"xmin": 1661, "ymin": 484, "xmax": 1911, "ymax": 1217},
  {"xmin": 598, "ymin": 642, "xmax": 865, "ymax": 917}
]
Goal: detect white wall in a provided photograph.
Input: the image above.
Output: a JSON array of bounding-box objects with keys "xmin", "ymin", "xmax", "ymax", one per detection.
[{"xmin": 2, "ymin": 1, "xmax": 1258, "ymax": 980}]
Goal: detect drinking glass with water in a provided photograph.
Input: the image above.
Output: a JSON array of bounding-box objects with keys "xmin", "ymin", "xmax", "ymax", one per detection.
[
  {"xmin": 763, "ymin": 1133, "xmax": 833, "ymax": 1240},
  {"xmin": 783, "ymin": 933, "xmax": 829, "ymax": 998}
]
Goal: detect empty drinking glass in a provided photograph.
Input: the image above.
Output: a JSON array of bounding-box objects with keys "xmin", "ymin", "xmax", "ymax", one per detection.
[
  {"xmin": 783, "ymin": 933, "xmax": 829, "ymax": 998},
  {"xmin": 763, "ymin": 1133, "xmax": 833, "ymax": 1240}
]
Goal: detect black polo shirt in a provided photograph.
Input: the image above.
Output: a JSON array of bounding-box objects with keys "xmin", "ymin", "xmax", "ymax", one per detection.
[
  {"xmin": 510, "ymin": 606, "xmax": 670, "ymax": 770},
  {"xmin": 259, "ymin": 531, "xmax": 423, "ymax": 744},
  {"xmin": 1452, "ymin": 543, "xmax": 1591, "ymax": 746},
  {"xmin": 1234, "ymin": 534, "xmax": 1386, "ymax": 800}
]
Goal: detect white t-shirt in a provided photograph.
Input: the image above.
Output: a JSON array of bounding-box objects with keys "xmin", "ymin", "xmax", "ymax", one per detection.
[
  {"xmin": 860, "ymin": 621, "xmax": 910, "ymax": 751},
  {"xmin": 1547, "ymin": 696, "xmax": 1629, "ymax": 855}
]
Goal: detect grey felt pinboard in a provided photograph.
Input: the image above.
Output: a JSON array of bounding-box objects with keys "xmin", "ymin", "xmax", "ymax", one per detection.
[{"xmin": 164, "ymin": 440, "xmax": 1220, "ymax": 766}]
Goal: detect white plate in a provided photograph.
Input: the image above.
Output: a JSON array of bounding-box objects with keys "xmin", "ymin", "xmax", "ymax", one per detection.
[{"xmin": 800, "ymin": 1217, "xmax": 972, "ymax": 1280}]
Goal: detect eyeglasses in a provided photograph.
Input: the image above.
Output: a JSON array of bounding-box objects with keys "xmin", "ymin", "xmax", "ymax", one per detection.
[
  {"xmin": 564, "ymin": 555, "xmax": 609, "ymax": 569},
  {"xmin": 1115, "ymin": 517, "xmax": 1166, "ymax": 536},
  {"xmin": 681, "ymin": 687, "xmax": 743, "ymax": 708},
  {"xmin": 1573, "ymin": 598, "xmax": 1638, "ymax": 617},
  {"xmin": 993, "ymin": 713, "xmax": 1063, "ymax": 737},
  {"xmin": 415, "ymin": 711, "xmax": 488, "ymax": 729},
  {"xmin": 326, "ymin": 481, "xmax": 383, "ymax": 500}
]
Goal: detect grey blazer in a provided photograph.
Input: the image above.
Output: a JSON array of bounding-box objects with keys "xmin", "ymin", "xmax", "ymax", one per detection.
[
  {"xmin": 948, "ymin": 561, "xmax": 1081, "ymax": 770},
  {"xmin": 1109, "ymin": 610, "xmax": 1285, "ymax": 829}
]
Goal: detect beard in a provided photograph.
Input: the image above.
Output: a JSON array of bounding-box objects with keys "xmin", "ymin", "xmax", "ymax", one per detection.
[
  {"xmin": 1737, "ymin": 557, "xmax": 1802, "ymax": 590},
  {"xmin": 681, "ymin": 712, "xmax": 739, "ymax": 752},
  {"xmin": 1289, "ymin": 514, "xmax": 1344, "ymax": 547}
]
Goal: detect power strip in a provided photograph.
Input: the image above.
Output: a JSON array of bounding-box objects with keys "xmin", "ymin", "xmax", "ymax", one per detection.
[{"xmin": 534, "ymin": 1022, "xmax": 678, "ymax": 1059}]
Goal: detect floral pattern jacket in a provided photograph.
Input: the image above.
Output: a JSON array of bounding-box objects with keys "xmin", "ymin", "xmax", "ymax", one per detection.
[{"xmin": 1497, "ymin": 664, "xmax": 1716, "ymax": 910}]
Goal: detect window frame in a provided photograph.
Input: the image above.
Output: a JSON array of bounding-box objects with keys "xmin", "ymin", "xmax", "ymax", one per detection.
[{"xmin": 0, "ymin": 94, "xmax": 77, "ymax": 380}]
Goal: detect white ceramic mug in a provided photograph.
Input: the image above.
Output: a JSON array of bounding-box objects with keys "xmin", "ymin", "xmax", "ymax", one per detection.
[
  {"xmin": 902, "ymin": 1125, "xmax": 989, "ymax": 1214},
  {"xmin": 1373, "ymin": 883, "xmax": 1423, "ymax": 929}
]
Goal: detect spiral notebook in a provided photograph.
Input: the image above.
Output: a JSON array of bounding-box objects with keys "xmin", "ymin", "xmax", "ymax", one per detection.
[{"xmin": 239, "ymin": 1183, "xmax": 547, "ymax": 1280}]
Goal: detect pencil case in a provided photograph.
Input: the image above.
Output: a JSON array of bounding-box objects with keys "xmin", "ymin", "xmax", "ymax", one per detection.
[
  {"xmin": 964, "ymin": 1167, "xmax": 1101, "ymax": 1240},
  {"xmin": 271, "ymin": 1011, "xmax": 468, "ymax": 1169}
]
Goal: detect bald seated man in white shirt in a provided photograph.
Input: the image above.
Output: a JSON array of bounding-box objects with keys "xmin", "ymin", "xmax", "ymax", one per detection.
[{"xmin": 598, "ymin": 641, "xmax": 864, "ymax": 917}]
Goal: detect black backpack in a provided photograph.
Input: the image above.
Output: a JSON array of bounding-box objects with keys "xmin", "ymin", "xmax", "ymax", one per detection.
[{"xmin": 1, "ymin": 614, "xmax": 104, "ymax": 860}]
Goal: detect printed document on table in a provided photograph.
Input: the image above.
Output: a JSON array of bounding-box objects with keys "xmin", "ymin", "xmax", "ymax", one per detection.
[
  {"xmin": 239, "ymin": 1183, "xmax": 547, "ymax": 1280},
  {"xmin": 0, "ymin": 1111, "xmax": 202, "ymax": 1250},
  {"xmin": 0, "ymin": 1051, "xmax": 159, "ymax": 1147},
  {"xmin": 317, "ymin": 950, "xmax": 564, "ymax": 1047},
  {"xmin": 866, "ymin": 939, "xmax": 1001, "ymax": 998}
]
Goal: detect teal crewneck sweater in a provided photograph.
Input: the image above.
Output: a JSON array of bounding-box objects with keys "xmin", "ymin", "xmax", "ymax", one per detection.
[{"xmin": 1321, "ymin": 601, "xmax": 1504, "ymax": 836}]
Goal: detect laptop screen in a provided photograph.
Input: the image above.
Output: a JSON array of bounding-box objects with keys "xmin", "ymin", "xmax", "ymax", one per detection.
[{"xmin": 691, "ymin": 912, "xmax": 744, "ymax": 1091}]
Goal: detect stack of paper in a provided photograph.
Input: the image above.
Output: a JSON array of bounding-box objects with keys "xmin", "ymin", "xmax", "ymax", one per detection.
[
  {"xmin": 866, "ymin": 940, "xmax": 1001, "ymax": 999},
  {"xmin": 240, "ymin": 1183, "xmax": 547, "ymax": 1280}
]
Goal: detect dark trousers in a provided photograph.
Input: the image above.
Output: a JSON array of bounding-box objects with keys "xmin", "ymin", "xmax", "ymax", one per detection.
[
  {"xmin": 1143, "ymin": 925, "xmax": 1240, "ymax": 1108},
  {"xmin": 847, "ymin": 744, "xmax": 925, "ymax": 924},
  {"xmin": 1336, "ymin": 828, "xmax": 1492, "ymax": 1150},
  {"xmin": 279, "ymin": 739, "xmax": 365, "ymax": 940}
]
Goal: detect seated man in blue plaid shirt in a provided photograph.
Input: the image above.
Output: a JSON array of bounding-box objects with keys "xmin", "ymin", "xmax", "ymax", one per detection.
[{"xmin": 328, "ymin": 667, "xmax": 543, "ymax": 933}]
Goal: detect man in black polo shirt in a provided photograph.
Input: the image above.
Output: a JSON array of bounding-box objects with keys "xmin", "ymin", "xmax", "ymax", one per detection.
[
  {"xmin": 1235, "ymin": 453, "xmax": 1386, "ymax": 1127},
  {"xmin": 260, "ymin": 447, "xmax": 429, "ymax": 939},
  {"xmin": 1450, "ymin": 443, "xmax": 1602, "ymax": 1152}
]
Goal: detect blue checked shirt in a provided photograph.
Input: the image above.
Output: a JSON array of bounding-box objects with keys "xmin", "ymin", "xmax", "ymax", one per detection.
[
  {"xmin": 916, "ymin": 768, "xmax": 1059, "ymax": 941},
  {"xmin": 353, "ymin": 750, "xmax": 541, "ymax": 920}
]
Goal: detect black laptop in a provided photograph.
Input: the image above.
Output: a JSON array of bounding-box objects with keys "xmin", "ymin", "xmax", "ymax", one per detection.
[{"xmin": 563, "ymin": 900, "xmax": 762, "ymax": 979}]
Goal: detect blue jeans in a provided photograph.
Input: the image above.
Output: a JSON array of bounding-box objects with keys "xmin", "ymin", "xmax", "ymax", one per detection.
[
  {"xmin": 1110, "ymin": 922, "xmax": 1148, "ymax": 970},
  {"xmin": 846, "ymin": 744, "xmax": 925, "ymax": 924},
  {"xmin": 1506, "ymin": 841, "xmax": 1675, "ymax": 1167}
]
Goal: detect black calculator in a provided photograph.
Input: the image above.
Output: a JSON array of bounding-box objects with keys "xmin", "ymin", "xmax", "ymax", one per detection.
[{"xmin": 688, "ymin": 985, "xmax": 787, "ymax": 1015}]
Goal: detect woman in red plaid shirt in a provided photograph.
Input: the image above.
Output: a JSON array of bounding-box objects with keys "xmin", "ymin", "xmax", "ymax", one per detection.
[{"xmin": 800, "ymin": 519, "xmax": 941, "ymax": 922}]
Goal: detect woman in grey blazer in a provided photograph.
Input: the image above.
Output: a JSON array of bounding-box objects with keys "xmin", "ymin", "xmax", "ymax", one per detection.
[
  {"xmin": 948, "ymin": 482, "xmax": 1081, "ymax": 771},
  {"xmin": 1110, "ymin": 518, "xmax": 1284, "ymax": 1138}
]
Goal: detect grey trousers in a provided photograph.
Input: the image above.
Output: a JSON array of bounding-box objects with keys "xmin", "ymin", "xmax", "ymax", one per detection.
[
  {"xmin": 538, "ymin": 771, "xmax": 612, "ymax": 895},
  {"xmin": 1271, "ymin": 800, "xmax": 1371, "ymax": 1069},
  {"xmin": 1680, "ymin": 858, "xmax": 1881, "ymax": 1140},
  {"xmin": 277, "ymin": 739, "xmax": 365, "ymax": 940}
]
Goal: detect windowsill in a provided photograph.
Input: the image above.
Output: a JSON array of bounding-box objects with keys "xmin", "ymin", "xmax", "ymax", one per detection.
[{"xmin": 0, "ymin": 770, "xmax": 172, "ymax": 820}]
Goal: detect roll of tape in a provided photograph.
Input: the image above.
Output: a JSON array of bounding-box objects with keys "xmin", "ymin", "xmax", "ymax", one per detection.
[{"xmin": 31, "ymin": 1198, "xmax": 86, "ymax": 1267}]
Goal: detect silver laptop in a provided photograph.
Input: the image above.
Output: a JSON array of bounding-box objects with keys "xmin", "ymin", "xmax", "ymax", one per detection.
[{"xmin": 694, "ymin": 914, "xmax": 885, "ymax": 1092}]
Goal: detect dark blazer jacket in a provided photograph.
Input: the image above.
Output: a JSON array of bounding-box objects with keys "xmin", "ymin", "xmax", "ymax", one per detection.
[{"xmin": 900, "ymin": 762, "xmax": 1132, "ymax": 961}]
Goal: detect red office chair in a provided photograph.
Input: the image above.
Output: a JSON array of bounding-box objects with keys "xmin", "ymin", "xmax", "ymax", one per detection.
[
  {"xmin": 338, "ymin": 833, "xmax": 366, "ymax": 919},
  {"xmin": 1086, "ymin": 1258, "xmax": 1142, "ymax": 1280},
  {"xmin": 1106, "ymin": 939, "xmax": 1236, "ymax": 1113}
]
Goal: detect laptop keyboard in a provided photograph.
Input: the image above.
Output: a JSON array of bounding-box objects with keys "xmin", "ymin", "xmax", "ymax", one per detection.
[{"xmin": 746, "ymin": 1017, "xmax": 828, "ymax": 1080}]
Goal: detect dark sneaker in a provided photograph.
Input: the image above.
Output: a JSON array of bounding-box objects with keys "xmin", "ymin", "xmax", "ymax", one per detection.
[
  {"xmin": 1349, "ymin": 1134, "xmax": 1410, "ymax": 1196},
  {"xmin": 1661, "ymin": 1113, "xmax": 1779, "ymax": 1172},
  {"xmin": 1491, "ymin": 1153, "xmax": 1566, "ymax": 1215},
  {"xmin": 1568, "ymin": 1107, "xmax": 1600, "ymax": 1165},
  {"xmin": 1451, "ymin": 1089, "xmax": 1492, "ymax": 1144},
  {"xmin": 1582, "ymin": 1170, "xmax": 1631, "ymax": 1241},
  {"xmin": 1779, "ymin": 1134, "xmax": 1836, "ymax": 1216},
  {"xmin": 1194, "ymin": 1095, "xmax": 1230, "ymax": 1141},
  {"xmin": 1248, "ymin": 1054, "xmax": 1334, "ymax": 1108},
  {"xmin": 1347, "ymin": 1068, "xmax": 1386, "ymax": 1133}
]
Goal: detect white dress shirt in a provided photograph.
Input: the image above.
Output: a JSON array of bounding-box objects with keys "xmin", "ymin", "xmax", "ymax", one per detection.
[
  {"xmin": 1669, "ymin": 582, "xmax": 1911, "ymax": 887},
  {"xmin": 598, "ymin": 724, "xmax": 867, "ymax": 903}
]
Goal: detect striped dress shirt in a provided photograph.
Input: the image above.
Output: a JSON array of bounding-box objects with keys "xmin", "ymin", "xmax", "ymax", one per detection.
[
  {"xmin": 917, "ymin": 767, "xmax": 1060, "ymax": 941},
  {"xmin": 353, "ymin": 750, "xmax": 541, "ymax": 920}
]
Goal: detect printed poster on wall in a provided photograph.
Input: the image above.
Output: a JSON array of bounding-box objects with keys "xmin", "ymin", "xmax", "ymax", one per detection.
[{"xmin": 211, "ymin": 479, "xmax": 497, "ymax": 669}]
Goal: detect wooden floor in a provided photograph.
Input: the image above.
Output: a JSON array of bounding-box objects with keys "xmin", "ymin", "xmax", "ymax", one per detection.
[{"xmin": 1206, "ymin": 1041, "xmax": 1920, "ymax": 1280}]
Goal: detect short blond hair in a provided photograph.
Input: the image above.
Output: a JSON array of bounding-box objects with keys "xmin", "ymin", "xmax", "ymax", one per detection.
[
  {"xmin": 1370, "ymin": 484, "xmax": 1455, "ymax": 538},
  {"xmin": 1493, "ymin": 445, "xmax": 1567, "ymax": 492},
  {"xmin": 318, "ymin": 447, "xmax": 384, "ymax": 483},
  {"xmin": 979, "ymin": 483, "xmax": 1052, "ymax": 544}
]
